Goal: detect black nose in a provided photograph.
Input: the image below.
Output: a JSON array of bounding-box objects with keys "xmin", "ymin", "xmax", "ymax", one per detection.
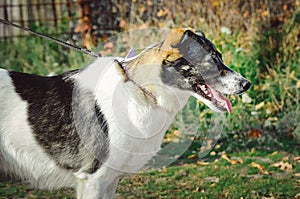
[{"xmin": 241, "ymin": 79, "xmax": 251, "ymax": 91}]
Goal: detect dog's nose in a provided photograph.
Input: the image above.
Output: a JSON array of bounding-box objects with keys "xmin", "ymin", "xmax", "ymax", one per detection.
[{"xmin": 241, "ymin": 79, "xmax": 251, "ymax": 91}]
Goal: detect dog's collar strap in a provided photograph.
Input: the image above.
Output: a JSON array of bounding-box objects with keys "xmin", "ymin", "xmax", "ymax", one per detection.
[{"xmin": 116, "ymin": 60, "xmax": 157, "ymax": 105}]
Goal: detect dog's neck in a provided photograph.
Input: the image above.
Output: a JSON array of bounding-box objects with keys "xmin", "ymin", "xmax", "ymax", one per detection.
[{"xmin": 118, "ymin": 44, "xmax": 189, "ymax": 113}]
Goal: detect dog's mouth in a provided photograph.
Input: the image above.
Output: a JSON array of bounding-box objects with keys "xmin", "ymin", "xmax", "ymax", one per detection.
[{"xmin": 192, "ymin": 83, "xmax": 232, "ymax": 114}]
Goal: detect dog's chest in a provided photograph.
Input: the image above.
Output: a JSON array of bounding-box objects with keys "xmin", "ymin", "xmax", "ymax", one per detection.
[{"xmin": 101, "ymin": 97, "xmax": 173, "ymax": 173}]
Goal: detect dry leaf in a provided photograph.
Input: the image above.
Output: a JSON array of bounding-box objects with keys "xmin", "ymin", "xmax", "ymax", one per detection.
[
  {"xmin": 297, "ymin": 81, "xmax": 300, "ymax": 88},
  {"xmin": 221, "ymin": 154, "xmax": 238, "ymax": 165},
  {"xmin": 174, "ymin": 130, "xmax": 183, "ymax": 138},
  {"xmin": 250, "ymin": 162, "xmax": 270, "ymax": 175},
  {"xmin": 160, "ymin": 166, "xmax": 167, "ymax": 173},
  {"xmin": 197, "ymin": 161, "xmax": 209, "ymax": 166},
  {"xmin": 282, "ymin": 156, "xmax": 289, "ymax": 161},
  {"xmin": 188, "ymin": 154, "xmax": 197, "ymax": 159},
  {"xmin": 255, "ymin": 101, "xmax": 265, "ymax": 110},
  {"xmin": 147, "ymin": 0, "xmax": 153, "ymax": 6},
  {"xmin": 270, "ymin": 151, "xmax": 278, "ymax": 156},
  {"xmin": 261, "ymin": 10, "xmax": 269, "ymax": 16},
  {"xmin": 138, "ymin": 5, "xmax": 146, "ymax": 14},
  {"xmin": 205, "ymin": 176, "xmax": 220, "ymax": 183},
  {"xmin": 247, "ymin": 128, "xmax": 262, "ymax": 138},
  {"xmin": 120, "ymin": 19, "xmax": 127, "ymax": 29},
  {"xmin": 237, "ymin": 158, "xmax": 244, "ymax": 164},
  {"xmin": 271, "ymin": 161, "xmax": 293, "ymax": 172},
  {"xmin": 294, "ymin": 173, "xmax": 300, "ymax": 177},
  {"xmin": 242, "ymin": 93, "xmax": 252, "ymax": 103},
  {"xmin": 243, "ymin": 10, "xmax": 249, "ymax": 18},
  {"xmin": 294, "ymin": 156, "xmax": 300, "ymax": 161},
  {"xmin": 193, "ymin": 187, "xmax": 200, "ymax": 192},
  {"xmin": 295, "ymin": 193, "xmax": 300, "ymax": 199}
]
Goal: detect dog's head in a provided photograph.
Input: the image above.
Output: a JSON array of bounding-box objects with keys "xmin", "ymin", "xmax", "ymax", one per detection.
[{"xmin": 157, "ymin": 28, "xmax": 251, "ymax": 113}]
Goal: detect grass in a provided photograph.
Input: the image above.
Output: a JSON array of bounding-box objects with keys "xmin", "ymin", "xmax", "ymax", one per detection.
[{"xmin": 0, "ymin": 151, "xmax": 299, "ymax": 198}]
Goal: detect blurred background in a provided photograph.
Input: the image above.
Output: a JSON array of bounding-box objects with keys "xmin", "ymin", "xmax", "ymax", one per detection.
[{"xmin": 0, "ymin": 0, "xmax": 299, "ymax": 198}]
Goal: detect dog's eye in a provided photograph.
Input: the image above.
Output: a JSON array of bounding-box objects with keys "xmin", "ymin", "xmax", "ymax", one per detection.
[{"xmin": 220, "ymin": 70, "xmax": 228, "ymax": 77}]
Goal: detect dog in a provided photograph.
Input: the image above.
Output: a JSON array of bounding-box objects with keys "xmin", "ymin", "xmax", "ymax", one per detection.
[{"xmin": 0, "ymin": 28, "xmax": 250, "ymax": 199}]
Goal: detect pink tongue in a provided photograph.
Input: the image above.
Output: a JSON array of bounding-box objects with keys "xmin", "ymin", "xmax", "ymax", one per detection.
[{"xmin": 207, "ymin": 85, "xmax": 232, "ymax": 114}]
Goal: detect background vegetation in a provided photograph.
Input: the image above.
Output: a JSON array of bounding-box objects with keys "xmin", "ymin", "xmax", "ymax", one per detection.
[{"xmin": 0, "ymin": 0, "xmax": 299, "ymax": 198}]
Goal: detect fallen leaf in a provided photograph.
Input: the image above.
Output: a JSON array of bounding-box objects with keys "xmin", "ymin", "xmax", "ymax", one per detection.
[
  {"xmin": 250, "ymin": 162, "xmax": 270, "ymax": 175},
  {"xmin": 147, "ymin": 0, "xmax": 153, "ymax": 6},
  {"xmin": 282, "ymin": 156, "xmax": 289, "ymax": 161},
  {"xmin": 242, "ymin": 93, "xmax": 252, "ymax": 103},
  {"xmin": 297, "ymin": 81, "xmax": 300, "ymax": 88},
  {"xmin": 247, "ymin": 128, "xmax": 262, "ymax": 138},
  {"xmin": 160, "ymin": 166, "xmax": 167, "ymax": 173},
  {"xmin": 294, "ymin": 173, "xmax": 300, "ymax": 177},
  {"xmin": 237, "ymin": 158, "xmax": 244, "ymax": 164},
  {"xmin": 188, "ymin": 154, "xmax": 196, "ymax": 159},
  {"xmin": 174, "ymin": 130, "xmax": 183, "ymax": 138},
  {"xmin": 205, "ymin": 176, "xmax": 220, "ymax": 183},
  {"xmin": 261, "ymin": 10, "xmax": 269, "ymax": 17},
  {"xmin": 243, "ymin": 10, "xmax": 249, "ymax": 18},
  {"xmin": 193, "ymin": 187, "xmax": 200, "ymax": 192},
  {"xmin": 255, "ymin": 101, "xmax": 265, "ymax": 110},
  {"xmin": 271, "ymin": 161, "xmax": 293, "ymax": 172},
  {"xmin": 221, "ymin": 154, "xmax": 238, "ymax": 165},
  {"xmin": 295, "ymin": 193, "xmax": 300, "ymax": 199},
  {"xmin": 197, "ymin": 161, "xmax": 209, "ymax": 166},
  {"xmin": 294, "ymin": 156, "xmax": 300, "ymax": 161},
  {"xmin": 120, "ymin": 19, "xmax": 127, "ymax": 29},
  {"xmin": 270, "ymin": 151, "xmax": 278, "ymax": 156}
]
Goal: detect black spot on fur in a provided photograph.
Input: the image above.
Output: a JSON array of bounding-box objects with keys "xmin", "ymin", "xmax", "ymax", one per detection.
[{"xmin": 9, "ymin": 71, "xmax": 109, "ymax": 173}]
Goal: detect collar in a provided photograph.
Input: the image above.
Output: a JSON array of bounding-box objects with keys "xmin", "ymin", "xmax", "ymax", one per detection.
[{"xmin": 115, "ymin": 59, "xmax": 158, "ymax": 105}]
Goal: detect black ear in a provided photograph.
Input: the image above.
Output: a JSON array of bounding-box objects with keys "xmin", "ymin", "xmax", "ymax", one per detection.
[
  {"xmin": 173, "ymin": 30, "xmax": 208, "ymax": 62},
  {"xmin": 172, "ymin": 30, "xmax": 195, "ymax": 49}
]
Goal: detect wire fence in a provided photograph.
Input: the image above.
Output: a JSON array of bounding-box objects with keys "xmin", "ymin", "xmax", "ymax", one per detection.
[
  {"xmin": 0, "ymin": 0, "xmax": 297, "ymax": 46},
  {"xmin": 0, "ymin": 0, "xmax": 73, "ymax": 39},
  {"xmin": 0, "ymin": 0, "xmax": 126, "ymax": 43}
]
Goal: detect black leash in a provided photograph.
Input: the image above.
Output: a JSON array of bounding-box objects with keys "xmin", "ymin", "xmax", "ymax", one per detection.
[{"xmin": 0, "ymin": 18, "xmax": 101, "ymax": 58}]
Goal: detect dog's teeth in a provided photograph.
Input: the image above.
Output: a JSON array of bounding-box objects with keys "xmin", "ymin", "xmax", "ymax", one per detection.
[
  {"xmin": 208, "ymin": 93, "xmax": 212, "ymax": 97},
  {"xmin": 200, "ymin": 85, "xmax": 206, "ymax": 90},
  {"xmin": 203, "ymin": 90, "xmax": 208, "ymax": 94}
]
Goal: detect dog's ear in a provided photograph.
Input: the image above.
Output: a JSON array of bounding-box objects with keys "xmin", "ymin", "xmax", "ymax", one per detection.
[
  {"xmin": 164, "ymin": 29, "xmax": 210, "ymax": 64},
  {"xmin": 161, "ymin": 28, "xmax": 193, "ymax": 51}
]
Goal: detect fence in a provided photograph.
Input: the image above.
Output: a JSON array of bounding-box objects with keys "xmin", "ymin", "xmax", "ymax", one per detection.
[
  {"xmin": 0, "ymin": 0, "xmax": 297, "ymax": 46},
  {"xmin": 0, "ymin": 0, "xmax": 125, "ymax": 47}
]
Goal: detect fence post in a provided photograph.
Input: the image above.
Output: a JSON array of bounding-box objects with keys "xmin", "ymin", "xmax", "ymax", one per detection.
[{"xmin": 74, "ymin": 0, "xmax": 96, "ymax": 50}]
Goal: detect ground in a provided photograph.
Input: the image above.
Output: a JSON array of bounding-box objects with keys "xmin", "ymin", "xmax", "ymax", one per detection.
[{"xmin": 0, "ymin": 151, "xmax": 299, "ymax": 199}]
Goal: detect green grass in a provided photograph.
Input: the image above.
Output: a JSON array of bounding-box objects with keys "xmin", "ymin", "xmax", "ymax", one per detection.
[{"xmin": 0, "ymin": 151, "xmax": 299, "ymax": 198}]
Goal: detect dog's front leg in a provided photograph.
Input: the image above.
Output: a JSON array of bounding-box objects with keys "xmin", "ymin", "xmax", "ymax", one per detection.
[
  {"xmin": 82, "ymin": 165, "xmax": 121, "ymax": 199},
  {"xmin": 103, "ymin": 178, "xmax": 120, "ymax": 199}
]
